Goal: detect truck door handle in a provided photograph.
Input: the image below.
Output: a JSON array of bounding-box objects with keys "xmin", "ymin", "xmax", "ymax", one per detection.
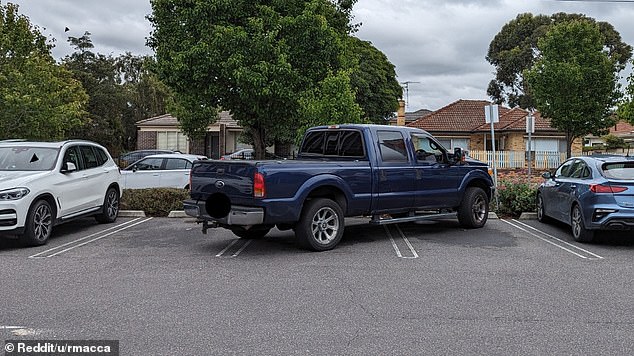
[{"xmin": 379, "ymin": 170, "xmax": 386, "ymax": 181}]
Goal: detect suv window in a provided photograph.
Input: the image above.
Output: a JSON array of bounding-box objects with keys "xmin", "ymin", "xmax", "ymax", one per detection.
[
  {"xmin": 135, "ymin": 158, "xmax": 163, "ymax": 170},
  {"xmin": 79, "ymin": 146, "xmax": 100, "ymax": 169},
  {"xmin": 378, "ymin": 131, "xmax": 408, "ymax": 162},
  {"xmin": 94, "ymin": 147, "xmax": 109, "ymax": 166},
  {"xmin": 63, "ymin": 146, "xmax": 82, "ymax": 170}
]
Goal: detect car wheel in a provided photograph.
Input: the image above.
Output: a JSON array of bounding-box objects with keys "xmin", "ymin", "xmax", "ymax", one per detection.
[
  {"xmin": 295, "ymin": 198, "xmax": 344, "ymax": 251},
  {"xmin": 231, "ymin": 226, "xmax": 272, "ymax": 239},
  {"xmin": 536, "ymin": 194, "xmax": 551, "ymax": 223},
  {"xmin": 20, "ymin": 199, "xmax": 53, "ymax": 246},
  {"xmin": 95, "ymin": 187, "xmax": 119, "ymax": 223},
  {"xmin": 571, "ymin": 204, "xmax": 594, "ymax": 243},
  {"xmin": 457, "ymin": 187, "xmax": 489, "ymax": 228}
]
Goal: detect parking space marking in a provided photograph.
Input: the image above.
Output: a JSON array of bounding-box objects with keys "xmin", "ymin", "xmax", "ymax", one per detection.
[
  {"xmin": 216, "ymin": 239, "xmax": 252, "ymax": 258},
  {"xmin": 383, "ymin": 225, "xmax": 418, "ymax": 259},
  {"xmin": 502, "ymin": 219, "xmax": 604, "ymax": 260},
  {"xmin": 28, "ymin": 218, "xmax": 153, "ymax": 258}
]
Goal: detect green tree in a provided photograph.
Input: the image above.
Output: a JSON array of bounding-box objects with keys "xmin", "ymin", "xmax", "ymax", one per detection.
[
  {"xmin": 347, "ymin": 37, "xmax": 401, "ymax": 123},
  {"xmin": 487, "ymin": 12, "xmax": 631, "ymax": 109},
  {"xmin": 0, "ymin": 2, "xmax": 88, "ymax": 140},
  {"xmin": 525, "ymin": 20, "xmax": 620, "ymax": 158},
  {"xmin": 148, "ymin": 0, "xmax": 361, "ymax": 159},
  {"xmin": 62, "ymin": 32, "xmax": 127, "ymax": 154},
  {"xmin": 602, "ymin": 134, "xmax": 626, "ymax": 150},
  {"xmin": 117, "ymin": 54, "xmax": 172, "ymax": 150},
  {"xmin": 617, "ymin": 60, "xmax": 634, "ymax": 125}
]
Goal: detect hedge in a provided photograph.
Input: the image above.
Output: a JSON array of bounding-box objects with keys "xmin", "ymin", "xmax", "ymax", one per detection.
[{"xmin": 120, "ymin": 188, "xmax": 190, "ymax": 217}]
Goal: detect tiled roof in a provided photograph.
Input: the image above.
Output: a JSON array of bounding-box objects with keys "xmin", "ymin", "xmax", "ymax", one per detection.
[
  {"xmin": 407, "ymin": 99, "xmax": 509, "ymax": 132},
  {"xmin": 136, "ymin": 110, "xmax": 240, "ymax": 128},
  {"xmin": 408, "ymin": 99, "xmax": 558, "ymax": 133},
  {"xmin": 610, "ymin": 121, "xmax": 634, "ymax": 135}
]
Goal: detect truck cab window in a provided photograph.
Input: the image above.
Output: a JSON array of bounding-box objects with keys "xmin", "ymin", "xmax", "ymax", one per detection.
[
  {"xmin": 378, "ymin": 131, "xmax": 408, "ymax": 162},
  {"xmin": 411, "ymin": 134, "xmax": 444, "ymax": 164}
]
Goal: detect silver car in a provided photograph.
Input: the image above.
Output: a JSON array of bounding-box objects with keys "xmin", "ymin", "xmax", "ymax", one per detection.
[{"xmin": 121, "ymin": 154, "xmax": 207, "ymax": 189}]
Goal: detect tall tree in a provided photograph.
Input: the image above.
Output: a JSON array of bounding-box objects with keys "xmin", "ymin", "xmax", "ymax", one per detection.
[
  {"xmin": 0, "ymin": 2, "xmax": 88, "ymax": 140},
  {"xmin": 617, "ymin": 60, "xmax": 634, "ymax": 126},
  {"xmin": 525, "ymin": 20, "xmax": 620, "ymax": 158},
  {"xmin": 487, "ymin": 12, "xmax": 631, "ymax": 109},
  {"xmin": 62, "ymin": 32, "xmax": 127, "ymax": 154},
  {"xmin": 117, "ymin": 54, "xmax": 172, "ymax": 150},
  {"xmin": 347, "ymin": 37, "xmax": 401, "ymax": 123},
  {"xmin": 148, "ymin": 0, "xmax": 363, "ymax": 159}
]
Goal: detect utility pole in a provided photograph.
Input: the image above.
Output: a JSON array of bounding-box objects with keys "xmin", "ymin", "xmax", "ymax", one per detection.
[{"xmin": 400, "ymin": 81, "xmax": 420, "ymax": 110}]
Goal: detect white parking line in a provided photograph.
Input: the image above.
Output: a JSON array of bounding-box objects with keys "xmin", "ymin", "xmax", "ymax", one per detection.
[
  {"xmin": 29, "ymin": 218, "xmax": 152, "ymax": 258},
  {"xmin": 215, "ymin": 239, "xmax": 251, "ymax": 258},
  {"xmin": 502, "ymin": 219, "xmax": 603, "ymax": 260},
  {"xmin": 383, "ymin": 225, "xmax": 418, "ymax": 259}
]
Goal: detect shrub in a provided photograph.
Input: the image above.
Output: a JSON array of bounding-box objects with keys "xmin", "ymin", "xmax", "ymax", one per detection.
[
  {"xmin": 120, "ymin": 188, "xmax": 189, "ymax": 217},
  {"xmin": 492, "ymin": 172, "xmax": 541, "ymax": 218}
]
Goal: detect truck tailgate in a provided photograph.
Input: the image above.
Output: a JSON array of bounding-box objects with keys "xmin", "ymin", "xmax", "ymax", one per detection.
[{"xmin": 190, "ymin": 160, "xmax": 258, "ymax": 201}]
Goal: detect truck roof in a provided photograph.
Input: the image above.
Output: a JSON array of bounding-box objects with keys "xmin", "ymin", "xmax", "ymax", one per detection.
[{"xmin": 306, "ymin": 124, "xmax": 430, "ymax": 136}]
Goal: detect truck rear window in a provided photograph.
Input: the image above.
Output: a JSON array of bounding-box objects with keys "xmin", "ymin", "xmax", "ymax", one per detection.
[
  {"xmin": 300, "ymin": 130, "xmax": 365, "ymax": 158},
  {"xmin": 602, "ymin": 162, "xmax": 634, "ymax": 179}
]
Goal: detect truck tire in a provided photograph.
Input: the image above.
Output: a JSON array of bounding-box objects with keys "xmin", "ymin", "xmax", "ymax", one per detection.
[
  {"xmin": 231, "ymin": 226, "xmax": 272, "ymax": 239},
  {"xmin": 20, "ymin": 199, "xmax": 53, "ymax": 246},
  {"xmin": 295, "ymin": 198, "xmax": 344, "ymax": 251},
  {"xmin": 457, "ymin": 187, "xmax": 489, "ymax": 229}
]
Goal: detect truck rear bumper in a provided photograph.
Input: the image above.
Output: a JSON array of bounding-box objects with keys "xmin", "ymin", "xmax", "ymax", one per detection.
[{"xmin": 184, "ymin": 200, "xmax": 264, "ymax": 226}]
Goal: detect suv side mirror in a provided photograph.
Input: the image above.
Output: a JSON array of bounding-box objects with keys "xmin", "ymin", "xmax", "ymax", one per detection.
[{"xmin": 61, "ymin": 162, "xmax": 77, "ymax": 173}]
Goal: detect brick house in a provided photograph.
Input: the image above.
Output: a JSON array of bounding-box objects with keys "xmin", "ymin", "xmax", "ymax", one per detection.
[
  {"xmin": 135, "ymin": 111, "xmax": 244, "ymax": 159},
  {"xmin": 406, "ymin": 99, "xmax": 582, "ymax": 169}
]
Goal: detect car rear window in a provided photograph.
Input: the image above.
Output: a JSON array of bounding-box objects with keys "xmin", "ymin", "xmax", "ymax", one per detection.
[{"xmin": 602, "ymin": 162, "xmax": 634, "ymax": 179}]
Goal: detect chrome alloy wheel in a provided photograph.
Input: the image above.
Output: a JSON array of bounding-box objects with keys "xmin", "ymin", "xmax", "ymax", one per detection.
[
  {"xmin": 33, "ymin": 202, "xmax": 52, "ymax": 242},
  {"xmin": 310, "ymin": 206, "xmax": 340, "ymax": 245}
]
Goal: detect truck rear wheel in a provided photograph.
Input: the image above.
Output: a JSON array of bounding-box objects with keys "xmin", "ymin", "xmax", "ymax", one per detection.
[
  {"xmin": 295, "ymin": 198, "xmax": 344, "ymax": 251},
  {"xmin": 457, "ymin": 187, "xmax": 489, "ymax": 228}
]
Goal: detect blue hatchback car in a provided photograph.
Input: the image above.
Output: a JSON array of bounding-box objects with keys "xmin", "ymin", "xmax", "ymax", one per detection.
[{"xmin": 537, "ymin": 155, "xmax": 634, "ymax": 242}]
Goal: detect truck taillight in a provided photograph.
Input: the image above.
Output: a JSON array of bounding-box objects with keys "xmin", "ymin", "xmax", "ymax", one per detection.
[{"xmin": 254, "ymin": 172, "xmax": 265, "ymax": 198}]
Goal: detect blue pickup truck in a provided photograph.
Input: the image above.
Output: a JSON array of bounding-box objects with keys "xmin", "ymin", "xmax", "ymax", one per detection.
[{"xmin": 184, "ymin": 124, "xmax": 495, "ymax": 251}]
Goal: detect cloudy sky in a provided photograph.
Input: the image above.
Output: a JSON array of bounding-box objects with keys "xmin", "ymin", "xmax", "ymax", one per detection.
[{"xmin": 10, "ymin": 0, "xmax": 634, "ymax": 112}]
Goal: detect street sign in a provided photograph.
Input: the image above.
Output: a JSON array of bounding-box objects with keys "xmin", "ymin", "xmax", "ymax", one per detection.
[
  {"xmin": 484, "ymin": 104, "xmax": 499, "ymax": 124},
  {"xmin": 526, "ymin": 114, "xmax": 535, "ymax": 133}
]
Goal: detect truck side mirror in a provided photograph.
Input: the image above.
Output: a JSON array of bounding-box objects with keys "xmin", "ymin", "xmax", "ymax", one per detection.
[{"xmin": 453, "ymin": 147, "xmax": 465, "ymax": 163}]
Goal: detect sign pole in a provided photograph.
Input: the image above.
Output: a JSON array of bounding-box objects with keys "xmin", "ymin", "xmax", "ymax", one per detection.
[{"xmin": 526, "ymin": 110, "xmax": 535, "ymax": 179}]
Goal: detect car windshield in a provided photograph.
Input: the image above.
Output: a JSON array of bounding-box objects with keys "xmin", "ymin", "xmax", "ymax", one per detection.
[
  {"xmin": 0, "ymin": 146, "xmax": 60, "ymax": 171},
  {"xmin": 601, "ymin": 162, "xmax": 634, "ymax": 180}
]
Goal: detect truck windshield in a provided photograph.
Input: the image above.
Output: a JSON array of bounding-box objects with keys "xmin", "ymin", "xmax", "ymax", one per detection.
[{"xmin": 0, "ymin": 146, "xmax": 60, "ymax": 171}]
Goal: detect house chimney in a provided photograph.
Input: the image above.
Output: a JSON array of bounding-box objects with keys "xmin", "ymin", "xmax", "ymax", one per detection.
[{"xmin": 397, "ymin": 99, "xmax": 406, "ymax": 126}]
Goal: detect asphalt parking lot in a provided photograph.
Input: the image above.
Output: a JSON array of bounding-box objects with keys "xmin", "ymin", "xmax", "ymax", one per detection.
[{"xmin": 2, "ymin": 216, "xmax": 634, "ymax": 355}]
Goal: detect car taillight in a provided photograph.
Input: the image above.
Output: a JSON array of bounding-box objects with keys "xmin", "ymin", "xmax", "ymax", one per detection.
[
  {"xmin": 590, "ymin": 184, "xmax": 628, "ymax": 193},
  {"xmin": 254, "ymin": 172, "xmax": 265, "ymax": 198}
]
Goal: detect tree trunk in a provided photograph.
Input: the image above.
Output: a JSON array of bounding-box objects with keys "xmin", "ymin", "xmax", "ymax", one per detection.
[
  {"xmin": 566, "ymin": 132, "xmax": 574, "ymax": 159},
  {"xmin": 252, "ymin": 127, "xmax": 267, "ymax": 160}
]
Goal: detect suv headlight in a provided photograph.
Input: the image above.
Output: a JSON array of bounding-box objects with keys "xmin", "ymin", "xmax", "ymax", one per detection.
[{"xmin": 0, "ymin": 188, "xmax": 30, "ymax": 200}]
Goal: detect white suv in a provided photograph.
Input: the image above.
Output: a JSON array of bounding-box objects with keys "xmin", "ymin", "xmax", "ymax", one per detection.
[{"xmin": 0, "ymin": 140, "xmax": 122, "ymax": 246}]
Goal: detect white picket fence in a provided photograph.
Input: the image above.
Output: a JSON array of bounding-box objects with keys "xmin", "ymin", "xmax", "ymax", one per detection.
[{"xmin": 468, "ymin": 150, "xmax": 567, "ymax": 169}]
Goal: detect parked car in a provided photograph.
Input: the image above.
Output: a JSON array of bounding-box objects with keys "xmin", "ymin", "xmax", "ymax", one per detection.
[
  {"xmin": 537, "ymin": 155, "xmax": 634, "ymax": 242},
  {"xmin": 118, "ymin": 149, "xmax": 179, "ymax": 168},
  {"xmin": 0, "ymin": 140, "xmax": 122, "ymax": 246},
  {"xmin": 220, "ymin": 148, "xmax": 280, "ymax": 160},
  {"xmin": 121, "ymin": 153, "xmax": 207, "ymax": 189}
]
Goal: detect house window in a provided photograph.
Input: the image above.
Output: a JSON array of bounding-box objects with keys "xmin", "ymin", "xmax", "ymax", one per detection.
[
  {"xmin": 526, "ymin": 138, "xmax": 563, "ymax": 152},
  {"xmin": 157, "ymin": 131, "xmax": 189, "ymax": 153},
  {"xmin": 437, "ymin": 138, "xmax": 470, "ymax": 150}
]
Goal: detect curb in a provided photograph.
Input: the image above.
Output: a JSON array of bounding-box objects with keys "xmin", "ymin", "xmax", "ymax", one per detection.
[
  {"xmin": 488, "ymin": 212, "xmax": 498, "ymax": 219},
  {"xmin": 167, "ymin": 210, "xmax": 188, "ymax": 218},
  {"xmin": 118, "ymin": 210, "xmax": 146, "ymax": 217},
  {"xmin": 518, "ymin": 212, "xmax": 538, "ymax": 220}
]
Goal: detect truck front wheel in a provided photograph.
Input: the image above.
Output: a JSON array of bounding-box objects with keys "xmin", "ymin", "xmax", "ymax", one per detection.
[
  {"xmin": 295, "ymin": 198, "xmax": 344, "ymax": 251},
  {"xmin": 457, "ymin": 187, "xmax": 489, "ymax": 228}
]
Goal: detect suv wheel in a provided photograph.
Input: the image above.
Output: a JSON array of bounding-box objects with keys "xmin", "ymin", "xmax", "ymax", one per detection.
[
  {"xmin": 95, "ymin": 187, "xmax": 119, "ymax": 223},
  {"xmin": 21, "ymin": 199, "xmax": 53, "ymax": 246}
]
